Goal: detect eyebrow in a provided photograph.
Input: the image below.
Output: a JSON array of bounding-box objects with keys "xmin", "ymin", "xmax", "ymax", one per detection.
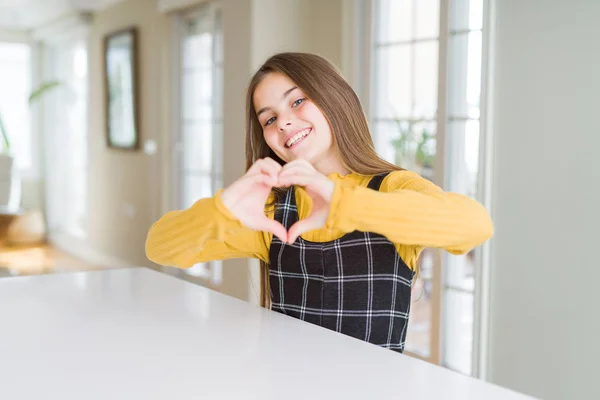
[{"xmin": 256, "ymin": 86, "xmax": 298, "ymax": 117}]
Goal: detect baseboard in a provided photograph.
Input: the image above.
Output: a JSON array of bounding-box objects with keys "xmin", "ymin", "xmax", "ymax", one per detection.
[{"xmin": 48, "ymin": 232, "xmax": 134, "ymax": 269}]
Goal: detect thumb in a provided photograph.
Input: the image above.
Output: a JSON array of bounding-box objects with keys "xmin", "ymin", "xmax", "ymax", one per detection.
[
  {"xmin": 257, "ymin": 217, "xmax": 288, "ymax": 244},
  {"xmin": 287, "ymin": 216, "xmax": 321, "ymax": 244}
]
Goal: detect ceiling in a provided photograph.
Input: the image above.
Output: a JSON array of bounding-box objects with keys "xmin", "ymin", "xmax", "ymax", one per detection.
[{"xmin": 0, "ymin": 0, "xmax": 123, "ymax": 31}]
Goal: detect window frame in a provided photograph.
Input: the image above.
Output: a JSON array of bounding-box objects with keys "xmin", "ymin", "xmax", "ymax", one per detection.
[
  {"xmin": 169, "ymin": 1, "xmax": 224, "ymax": 287},
  {"xmin": 352, "ymin": 0, "xmax": 493, "ymax": 378},
  {"xmin": 43, "ymin": 39, "xmax": 90, "ymax": 239},
  {"xmin": 35, "ymin": 17, "xmax": 91, "ymax": 240}
]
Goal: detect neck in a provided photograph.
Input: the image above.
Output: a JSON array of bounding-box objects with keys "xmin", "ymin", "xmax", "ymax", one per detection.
[{"xmin": 312, "ymin": 153, "xmax": 350, "ymax": 177}]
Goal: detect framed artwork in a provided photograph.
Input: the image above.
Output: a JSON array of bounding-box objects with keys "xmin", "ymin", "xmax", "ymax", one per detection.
[{"xmin": 103, "ymin": 27, "xmax": 139, "ymax": 150}]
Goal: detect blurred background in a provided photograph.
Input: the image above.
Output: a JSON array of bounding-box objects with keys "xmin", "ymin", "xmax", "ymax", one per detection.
[{"xmin": 0, "ymin": 0, "xmax": 598, "ymax": 399}]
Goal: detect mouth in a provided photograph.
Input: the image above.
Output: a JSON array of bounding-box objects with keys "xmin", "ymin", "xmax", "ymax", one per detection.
[{"xmin": 284, "ymin": 128, "xmax": 312, "ymax": 149}]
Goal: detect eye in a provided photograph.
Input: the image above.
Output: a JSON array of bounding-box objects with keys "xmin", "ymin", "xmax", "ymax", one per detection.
[
  {"xmin": 264, "ymin": 116, "xmax": 276, "ymax": 127},
  {"xmin": 292, "ymin": 98, "xmax": 305, "ymax": 107}
]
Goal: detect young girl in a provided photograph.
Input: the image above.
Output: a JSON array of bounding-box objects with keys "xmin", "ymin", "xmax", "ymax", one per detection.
[{"xmin": 146, "ymin": 52, "xmax": 493, "ymax": 353}]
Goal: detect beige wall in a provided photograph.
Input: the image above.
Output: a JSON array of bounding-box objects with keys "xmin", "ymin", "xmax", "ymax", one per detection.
[
  {"xmin": 488, "ymin": 0, "xmax": 600, "ymax": 399},
  {"xmin": 87, "ymin": 0, "xmax": 169, "ymax": 267},
  {"xmin": 308, "ymin": 0, "xmax": 343, "ymax": 69},
  {"xmin": 219, "ymin": 0, "xmax": 253, "ymax": 301},
  {"xmin": 250, "ymin": 0, "xmax": 343, "ymax": 70}
]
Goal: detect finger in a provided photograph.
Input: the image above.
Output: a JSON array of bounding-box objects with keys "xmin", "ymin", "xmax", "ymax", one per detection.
[
  {"xmin": 248, "ymin": 158, "xmax": 281, "ymax": 184},
  {"xmin": 277, "ymin": 171, "xmax": 313, "ymax": 187},
  {"xmin": 278, "ymin": 164, "xmax": 313, "ymax": 178},
  {"xmin": 283, "ymin": 158, "xmax": 312, "ymax": 168},
  {"xmin": 262, "ymin": 157, "xmax": 284, "ymax": 173},
  {"xmin": 256, "ymin": 217, "xmax": 288, "ymax": 243},
  {"xmin": 287, "ymin": 217, "xmax": 321, "ymax": 244},
  {"xmin": 233, "ymin": 173, "xmax": 272, "ymax": 194},
  {"xmin": 281, "ymin": 159, "xmax": 313, "ymax": 174}
]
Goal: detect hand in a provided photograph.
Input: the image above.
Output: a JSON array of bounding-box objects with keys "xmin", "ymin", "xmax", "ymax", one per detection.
[
  {"xmin": 277, "ymin": 159, "xmax": 335, "ymax": 244},
  {"xmin": 221, "ymin": 158, "xmax": 288, "ymax": 243}
]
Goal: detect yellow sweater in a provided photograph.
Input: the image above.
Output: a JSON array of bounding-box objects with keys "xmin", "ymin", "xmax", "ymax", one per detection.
[{"xmin": 145, "ymin": 170, "xmax": 493, "ymax": 270}]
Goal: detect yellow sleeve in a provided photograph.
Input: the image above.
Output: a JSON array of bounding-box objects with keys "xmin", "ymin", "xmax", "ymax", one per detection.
[
  {"xmin": 324, "ymin": 171, "xmax": 494, "ymax": 255},
  {"xmin": 145, "ymin": 190, "xmax": 271, "ymax": 268}
]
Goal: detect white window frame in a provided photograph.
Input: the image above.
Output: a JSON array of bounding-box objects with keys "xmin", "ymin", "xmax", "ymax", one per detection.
[
  {"xmin": 350, "ymin": 0, "xmax": 493, "ymax": 378},
  {"xmin": 168, "ymin": 2, "xmax": 223, "ymax": 288},
  {"xmin": 33, "ymin": 15, "xmax": 91, "ymax": 241}
]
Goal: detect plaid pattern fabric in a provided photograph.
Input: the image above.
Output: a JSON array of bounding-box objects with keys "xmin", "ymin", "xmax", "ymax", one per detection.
[{"xmin": 268, "ymin": 173, "xmax": 415, "ymax": 352}]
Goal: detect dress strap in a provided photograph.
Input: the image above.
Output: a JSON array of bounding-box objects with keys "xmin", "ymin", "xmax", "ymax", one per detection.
[{"xmin": 367, "ymin": 172, "xmax": 392, "ymax": 191}]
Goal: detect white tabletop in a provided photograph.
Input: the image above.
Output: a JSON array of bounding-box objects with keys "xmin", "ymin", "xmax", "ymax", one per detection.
[{"xmin": 0, "ymin": 268, "xmax": 532, "ymax": 400}]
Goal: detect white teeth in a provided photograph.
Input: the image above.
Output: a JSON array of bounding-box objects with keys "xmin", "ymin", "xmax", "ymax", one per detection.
[{"xmin": 285, "ymin": 129, "xmax": 310, "ymax": 148}]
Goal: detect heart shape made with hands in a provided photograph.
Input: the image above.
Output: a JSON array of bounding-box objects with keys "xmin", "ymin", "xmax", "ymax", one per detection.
[
  {"xmin": 274, "ymin": 160, "xmax": 335, "ymax": 244},
  {"xmin": 221, "ymin": 158, "xmax": 335, "ymax": 245}
]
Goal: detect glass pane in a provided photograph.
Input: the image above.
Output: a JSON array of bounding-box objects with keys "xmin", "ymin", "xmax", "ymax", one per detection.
[
  {"xmin": 373, "ymin": 46, "xmax": 412, "ymax": 119},
  {"xmin": 375, "ymin": 119, "xmax": 436, "ymax": 179},
  {"xmin": 182, "ymin": 174, "xmax": 212, "ymax": 209},
  {"xmin": 447, "ymin": 120, "xmax": 479, "ymax": 198},
  {"xmin": 211, "ymin": 260, "xmax": 223, "ymax": 286},
  {"xmin": 443, "ymin": 289, "xmax": 474, "ymax": 375},
  {"xmin": 212, "ymin": 121, "xmax": 223, "ymax": 176},
  {"xmin": 182, "ymin": 69, "xmax": 213, "ymax": 120},
  {"xmin": 187, "ymin": 262, "xmax": 211, "ymax": 278},
  {"xmin": 375, "ymin": 0, "xmax": 413, "ymax": 43},
  {"xmin": 0, "ymin": 42, "xmax": 31, "ymax": 169},
  {"xmin": 183, "ymin": 32, "xmax": 212, "ymax": 69},
  {"xmin": 372, "ymin": 120, "xmax": 401, "ymax": 166},
  {"xmin": 70, "ymin": 134, "xmax": 87, "ymax": 168},
  {"xmin": 414, "ymin": 41, "xmax": 439, "ymax": 119},
  {"xmin": 416, "ymin": 0, "xmax": 440, "ymax": 38},
  {"xmin": 183, "ymin": 121, "xmax": 213, "ymax": 172},
  {"xmin": 67, "ymin": 167, "xmax": 87, "ymax": 233},
  {"xmin": 448, "ymin": 32, "xmax": 482, "ymax": 119},
  {"xmin": 213, "ymin": 66, "xmax": 223, "ymax": 120},
  {"xmin": 405, "ymin": 248, "xmax": 435, "ymax": 356},
  {"xmin": 450, "ymin": 0, "xmax": 483, "ymax": 32},
  {"xmin": 445, "ymin": 252, "xmax": 476, "ymax": 291}
]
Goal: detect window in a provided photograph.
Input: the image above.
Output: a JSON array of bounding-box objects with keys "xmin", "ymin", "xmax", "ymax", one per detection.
[
  {"xmin": 443, "ymin": 0, "xmax": 484, "ymax": 375},
  {"xmin": 44, "ymin": 40, "xmax": 88, "ymax": 237},
  {"xmin": 372, "ymin": 0, "xmax": 440, "ymax": 363},
  {"xmin": 0, "ymin": 42, "xmax": 32, "ymax": 172},
  {"xmin": 174, "ymin": 3, "xmax": 223, "ymax": 285},
  {"xmin": 371, "ymin": 0, "xmax": 487, "ymax": 375}
]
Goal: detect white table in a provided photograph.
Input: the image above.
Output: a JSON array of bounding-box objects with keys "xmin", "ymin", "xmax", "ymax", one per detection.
[{"xmin": 0, "ymin": 268, "xmax": 532, "ymax": 399}]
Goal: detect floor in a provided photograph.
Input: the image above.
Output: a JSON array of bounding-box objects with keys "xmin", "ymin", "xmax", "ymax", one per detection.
[{"xmin": 0, "ymin": 241, "xmax": 101, "ymax": 278}]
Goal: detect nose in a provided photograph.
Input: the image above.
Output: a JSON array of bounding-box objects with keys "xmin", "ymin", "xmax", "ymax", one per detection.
[{"xmin": 277, "ymin": 111, "xmax": 294, "ymax": 132}]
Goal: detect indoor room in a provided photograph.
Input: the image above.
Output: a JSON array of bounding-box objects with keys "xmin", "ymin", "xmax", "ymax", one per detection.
[{"xmin": 0, "ymin": 0, "xmax": 598, "ymax": 399}]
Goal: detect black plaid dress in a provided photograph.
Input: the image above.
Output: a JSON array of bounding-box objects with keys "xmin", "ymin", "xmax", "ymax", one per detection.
[{"xmin": 268, "ymin": 173, "xmax": 415, "ymax": 352}]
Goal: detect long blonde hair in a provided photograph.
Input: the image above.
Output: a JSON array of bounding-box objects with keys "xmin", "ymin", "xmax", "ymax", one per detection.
[{"xmin": 245, "ymin": 52, "xmax": 403, "ymax": 308}]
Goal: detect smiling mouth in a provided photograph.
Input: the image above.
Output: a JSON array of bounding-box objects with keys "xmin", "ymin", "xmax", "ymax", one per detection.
[{"xmin": 285, "ymin": 128, "xmax": 311, "ymax": 148}]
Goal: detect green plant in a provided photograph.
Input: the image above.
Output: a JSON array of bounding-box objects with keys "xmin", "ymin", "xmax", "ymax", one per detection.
[
  {"xmin": 28, "ymin": 80, "xmax": 61, "ymax": 105},
  {"xmin": 390, "ymin": 117, "xmax": 436, "ymax": 169},
  {"xmin": 415, "ymin": 130, "xmax": 435, "ymax": 168},
  {"xmin": 0, "ymin": 80, "xmax": 62, "ymax": 154}
]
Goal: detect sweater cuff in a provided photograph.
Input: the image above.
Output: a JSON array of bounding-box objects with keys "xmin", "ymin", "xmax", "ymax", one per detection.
[{"xmin": 213, "ymin": 189, "xmax": 239, "ymax": 221}]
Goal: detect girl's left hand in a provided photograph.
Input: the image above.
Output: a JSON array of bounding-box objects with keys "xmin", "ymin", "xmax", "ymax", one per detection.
[{"xmin": 277, "ymin": 159, "xmax": 335, "ymax": 244}]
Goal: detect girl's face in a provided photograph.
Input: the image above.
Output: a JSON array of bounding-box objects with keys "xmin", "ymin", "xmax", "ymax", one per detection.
[{"xmin": 253, "ymin": 72, "xmax": 338, "ymax": 171}]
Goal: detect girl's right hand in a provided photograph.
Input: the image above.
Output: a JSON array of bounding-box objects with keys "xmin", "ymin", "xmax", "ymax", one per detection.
[{"xmin": 220, "ymin": 158, "xmax": 288, "ymax": 243}]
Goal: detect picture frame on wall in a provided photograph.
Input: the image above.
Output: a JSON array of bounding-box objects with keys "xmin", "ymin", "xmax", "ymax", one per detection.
[{"xmin": 103, "ymin": 27, "xmax": 139, "ymax": 150}]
